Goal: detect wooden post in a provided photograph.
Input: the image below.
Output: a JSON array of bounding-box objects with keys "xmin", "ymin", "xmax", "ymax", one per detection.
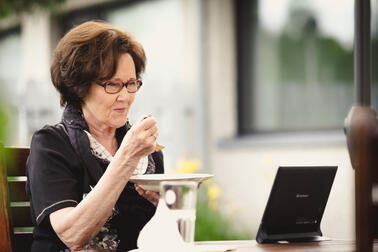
[
  {"xmin": 0, "ymin": 145, "xmax": 13, "ymax": 251},
  {"xmin": 345, "ymin": 1, "xmax": 378, "ymax": 251},
  {"xmin": 346, "ymin": 107, "xmax": 377, "ymax": 252}
]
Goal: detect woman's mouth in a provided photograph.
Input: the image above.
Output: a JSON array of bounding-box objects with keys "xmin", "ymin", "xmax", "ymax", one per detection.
[{"xmin": 114, "ymin": 108, "xmax": 126, "ymax": 113}]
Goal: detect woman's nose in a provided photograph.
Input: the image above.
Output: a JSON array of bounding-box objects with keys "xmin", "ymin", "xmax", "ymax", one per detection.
[
  {"xmin": 117, "ymin": 86, "xmax": 133, "ymax": 101},
  {"xmin": 117, "ymin": 86, "xmax": 131, "ymax": 101}
]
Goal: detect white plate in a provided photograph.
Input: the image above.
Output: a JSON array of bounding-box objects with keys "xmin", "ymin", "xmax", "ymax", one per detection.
[
  {"xmin": 129, "ymin": 244, "xmax": 236, "ymax": 252},
  {"xmin": 129, "ymin": 173, "xmax": 214, "ymax": 192}
]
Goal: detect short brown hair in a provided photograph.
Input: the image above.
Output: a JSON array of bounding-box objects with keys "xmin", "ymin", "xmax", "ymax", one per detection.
[{"xmin": 50, "ymin": 20, "xmax": 146, "ymax": 108}]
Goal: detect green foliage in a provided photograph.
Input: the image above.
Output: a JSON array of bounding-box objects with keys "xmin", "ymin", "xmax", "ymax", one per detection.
[
  {"xmin": 278, "ymin": 31, "xmax": 353, "ymax": 85},
  {"xmin": 0, "ymin": 0, "xmax": 66, "ymax": 18},
  {"xmin": 316, "ymin": 37, "xmax": 353, "ymax": 83},
  {"xmin": 279, "ymin": 33, "xmax": 306, "ymax": 82},
  {"xmin": 0, "ymin": 102, "xmax": 6, "ymax": 144},
  {"xmin": 0, "ymin": 102, "xmax": 6, "ymax": 166},
  {"xmin": 276, "ymin": 6, "xmax": 354, "ymax": 86},
  {"xmin": 194, "ymin": 186, "xmax": 252, "ymax": 241}
]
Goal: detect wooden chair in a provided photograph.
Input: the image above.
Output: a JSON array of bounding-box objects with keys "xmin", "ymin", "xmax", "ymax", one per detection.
[{"xmin": 0, "ymin": 146, "xmax": 33, "ymax": 252}]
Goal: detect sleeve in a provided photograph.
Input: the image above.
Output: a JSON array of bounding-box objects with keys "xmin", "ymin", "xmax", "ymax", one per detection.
[{"xmin": 26, "ymin": 126, "xmax": 82, "ymax": 226}]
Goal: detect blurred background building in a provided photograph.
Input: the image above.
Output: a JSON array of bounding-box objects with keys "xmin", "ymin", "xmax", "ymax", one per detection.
[{"xmin": 1, "ymin": 0, "xmax": 378, "ymax": 240}]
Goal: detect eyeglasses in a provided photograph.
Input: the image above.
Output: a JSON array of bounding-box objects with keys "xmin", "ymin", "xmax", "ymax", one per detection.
[{"xmin": 96, "ymin": 79, "xmax": 142, "ymax": 94}]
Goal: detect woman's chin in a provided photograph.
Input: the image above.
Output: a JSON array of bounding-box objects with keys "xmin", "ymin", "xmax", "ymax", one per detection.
[{"xmin": 112, "ymin": 118, "xmax": 128, "ymax": 129}]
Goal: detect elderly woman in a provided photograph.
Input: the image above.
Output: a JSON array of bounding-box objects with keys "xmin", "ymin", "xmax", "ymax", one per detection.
[{"xmin": 26, "ymin": 21, "xmax": 163, "ymax": 252}]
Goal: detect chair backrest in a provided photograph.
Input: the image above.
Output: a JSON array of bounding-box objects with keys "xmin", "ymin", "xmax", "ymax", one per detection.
[{"xmin": 0, "ymin": 146, "xmax": 32, "ymax": 252}]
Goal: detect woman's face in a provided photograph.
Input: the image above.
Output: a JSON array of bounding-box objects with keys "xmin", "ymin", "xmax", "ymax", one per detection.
[{"xmin": 82, "ymin": 53, "xmax": 137, "ymax": 129}]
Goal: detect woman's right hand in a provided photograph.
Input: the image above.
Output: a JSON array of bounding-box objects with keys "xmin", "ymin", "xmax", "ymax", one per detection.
[{"xmin": 118, "ymin": 114, "xmax": 158, "ymax": 162}]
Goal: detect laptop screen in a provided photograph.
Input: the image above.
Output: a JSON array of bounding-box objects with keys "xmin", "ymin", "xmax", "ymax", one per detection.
[{"xmin": 256, "ymin": 166, "xmax": 337, "ymax": 243}]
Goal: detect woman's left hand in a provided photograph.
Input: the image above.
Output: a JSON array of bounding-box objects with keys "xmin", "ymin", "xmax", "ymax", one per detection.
[{"xmin": 134, "ymin": 184, "xmax": 160, "ymax": 207}]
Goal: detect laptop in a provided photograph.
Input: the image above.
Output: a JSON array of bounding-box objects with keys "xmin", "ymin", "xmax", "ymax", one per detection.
[{"xmin": 256, "ymin": 166, "xmax": 337, "ymax": 243}]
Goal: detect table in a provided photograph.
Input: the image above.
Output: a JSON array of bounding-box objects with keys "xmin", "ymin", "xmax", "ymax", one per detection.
[{"xmin": 195, "ymin": 240, "xmax": 378, "ymax": 252}]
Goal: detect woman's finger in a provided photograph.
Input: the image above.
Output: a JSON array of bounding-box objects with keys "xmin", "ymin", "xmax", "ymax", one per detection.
[
  {"xmin": 134, "ymin": 185, "xmax": 159, "ymax": 206},
  {"xmin": 135, "ymin": 185, "xmax": 157, "ymax": 201},
  {"xmin": 145, "ymin": 191, "xmax": 159, "ymax": 206},
  {"xmin": 141, "ymin": 125, "xmax": 158, "ymax": 139},
  {"xmin": 135, "ymin": 184, "xmax": 145, "ymax": 196},
  {"xmin": 138, "ymin": 114, "xmax": 152, "ymax": 122},
  {"xmin": 140, "ymin": 116, "xmax": 156, "ymax": 130}
]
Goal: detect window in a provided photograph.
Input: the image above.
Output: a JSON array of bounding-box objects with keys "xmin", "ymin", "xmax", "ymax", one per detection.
[{"xmin": 237, "ymin": 0, "xmax": 378, "ymax": 134}]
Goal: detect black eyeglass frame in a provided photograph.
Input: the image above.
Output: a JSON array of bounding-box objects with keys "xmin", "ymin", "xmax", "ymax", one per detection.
[{"xmin": 96, "ymin": 79, "xmax": 143, "ymax": 94}]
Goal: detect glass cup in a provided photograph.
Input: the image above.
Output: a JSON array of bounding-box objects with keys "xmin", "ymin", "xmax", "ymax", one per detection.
[{"xmin": 160, "ymin": 181, "xmax": 198, "ymax": 243}]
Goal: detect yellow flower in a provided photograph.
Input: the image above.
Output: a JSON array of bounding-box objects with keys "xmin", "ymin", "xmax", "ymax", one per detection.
[
  {"xmin": 207, "ymin": 184, "xmax": 221, "ymax": 200},
  {"xmin": 207, "ymin": 184, "xmax": 221, "ymax": 211},
  {"xmin": 177, "ymin": 158, "xmax": 201, "ymax": 173},
  {"xmin": 209, "ymin": 200, "xmax": 218, "ymax": 211}
]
